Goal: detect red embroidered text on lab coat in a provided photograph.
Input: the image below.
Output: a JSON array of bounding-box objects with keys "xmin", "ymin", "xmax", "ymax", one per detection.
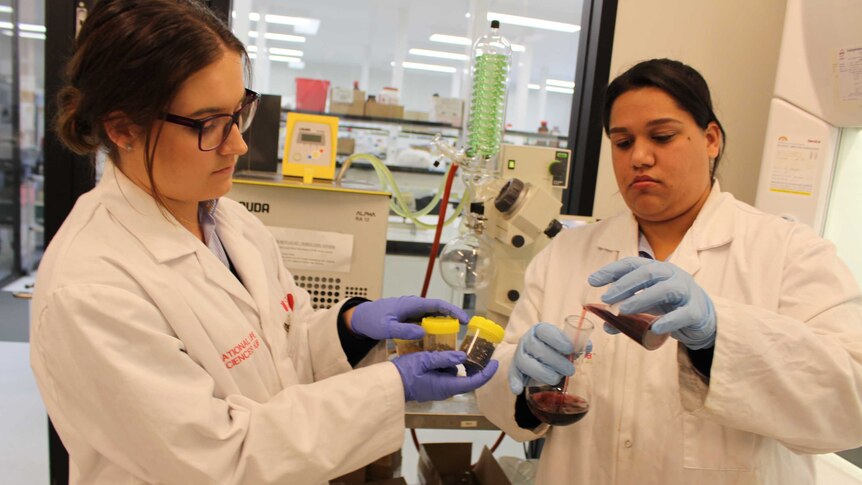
[{"xmin": 222, "ymin": 331, "xmax": 261, "ymax": 369}]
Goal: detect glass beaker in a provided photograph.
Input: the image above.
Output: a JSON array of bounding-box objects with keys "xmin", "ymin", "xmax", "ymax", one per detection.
[
  {"xmin": 525, "ymin": 312, "xmax": 596, "ymax": 426},
  {"xmin": 584, "ymin": 303, "xmax": 669, "ymax": 351}
]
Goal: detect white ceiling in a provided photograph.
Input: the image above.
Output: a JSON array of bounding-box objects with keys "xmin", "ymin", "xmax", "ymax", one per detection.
[{"xmin": 235, "ymin": 0, "xmax": 585, "ymax": 85}]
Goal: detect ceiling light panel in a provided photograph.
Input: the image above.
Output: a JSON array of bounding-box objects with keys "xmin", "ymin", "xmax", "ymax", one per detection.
[
  {"xmin": 409, "ymin": 48, "xmax": 469, "ymax": 61},
  {"xmin": 487, "ymin": 12, "xmax": 580, "ymax": 33}
]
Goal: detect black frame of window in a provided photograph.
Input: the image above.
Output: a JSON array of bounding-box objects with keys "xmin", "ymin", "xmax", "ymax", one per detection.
[{"xmin": 563, "ymin": 0, "xmax": 618, "ymax": 216}]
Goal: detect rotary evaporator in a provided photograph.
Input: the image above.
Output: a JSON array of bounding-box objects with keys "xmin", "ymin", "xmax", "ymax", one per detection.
[{"xmin": 433, "ymin": 20, "xmax": 573, "ymax": 326}]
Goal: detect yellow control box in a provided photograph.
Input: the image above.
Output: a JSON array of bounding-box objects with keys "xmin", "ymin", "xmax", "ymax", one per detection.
[{"xmin": 282, "ymin": 112, "xmax": 339, "ymax": 182}]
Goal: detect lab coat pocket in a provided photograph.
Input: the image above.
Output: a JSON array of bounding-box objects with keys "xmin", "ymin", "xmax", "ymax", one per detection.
[{"xmin": 682, "ymin": 413, "xmax": 758, "ymax": 471}]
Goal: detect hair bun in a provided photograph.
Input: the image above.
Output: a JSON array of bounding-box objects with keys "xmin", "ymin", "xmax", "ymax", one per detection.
[{"xmin": 55, "ymin": 85, "xmax": 98, "ymax": 155}]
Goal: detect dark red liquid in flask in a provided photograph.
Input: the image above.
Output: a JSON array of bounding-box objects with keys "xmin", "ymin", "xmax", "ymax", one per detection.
[
  {"xmin": 584, "ymin": 303, "xmax": 668, "ymax": 350},
  {"xmin": 526, "ymin": 386, "xmax": 590, "ymax": 425}
]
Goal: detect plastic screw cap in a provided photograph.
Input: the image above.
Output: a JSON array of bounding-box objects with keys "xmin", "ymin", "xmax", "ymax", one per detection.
[
  {"xmin": 494, "ymin": 178, "xmax": 525, "ymax": 213},
  {"xmin": 544, "ymin": 219, "xmax": 563, "ymax": 238}
]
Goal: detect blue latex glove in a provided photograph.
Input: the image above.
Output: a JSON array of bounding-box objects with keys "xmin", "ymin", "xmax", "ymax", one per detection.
[
  {"xmin": 350, "ymin": 296, "xmax": 469, "ymax": 340},
  {"xmin": 508, "ymin": 323, "xmax": 576, "ymax": 395},
  {"xmin": 392, "ymin": 351, "xmax": 499, "ymax": 402},
  {"xmin": 588, "ymin": 257, "xmax": 717, "ymax": 350}
]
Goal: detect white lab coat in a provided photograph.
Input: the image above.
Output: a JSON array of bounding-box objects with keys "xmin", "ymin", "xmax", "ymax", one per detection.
[
  {"xmin": 477, "ymin": 183, "xmax": 862, "ymax": 485},
  {"xmin": 30, "ymin": 164, "xmax": 406, "ymax": 485}
]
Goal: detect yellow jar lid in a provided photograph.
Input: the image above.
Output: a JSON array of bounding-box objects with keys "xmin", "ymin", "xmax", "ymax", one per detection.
[
  {"xmin": 421, "ymin": 316, "xmax": 460, "ymax": 334},
  {"xmin": 467, "ymin": 316, "xmax": 505, "ymax": 343}
]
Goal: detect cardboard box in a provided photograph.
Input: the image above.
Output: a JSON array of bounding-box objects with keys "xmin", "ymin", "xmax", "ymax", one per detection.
[
  {"xmin": 432, "ymin": 97, "xmax": 464, "ymax": 127},
  {"xmin": 366, "ymin": 449, "xmax": 402, "ymax": 481},
  {"xmin": 404, "ymin": 110, "xmax": 430, "ymax": 122},
  {"xmin": 330, "ymin": 87, "xmax": 366, "ymax": 117},
  {"xmin": 365, "ymin": 99, "xmax": 404, "ymax": 120},
  {"xmin": 329, "ymin": 450, "xmax": 402, "ymax": 484},
  {"xmin": 337, "ymin": 137, "xmax": 356, "ymax": 156},
  {"xmin": 330, "ymin": 466, "xmax": 365, "ymax": 485},
  {"xmin": 418, "ymin": 444, "xmax": 511, "ymax": 485}
]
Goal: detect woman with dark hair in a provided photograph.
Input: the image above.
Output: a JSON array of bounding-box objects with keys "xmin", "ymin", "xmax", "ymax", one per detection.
[
  {"xmin": 477, "ymin": 58, "xmax": 862, "ymax": 484},
  {"xmin": 30, "ymin": 1, "xmax": 496, "ymax": 483}
]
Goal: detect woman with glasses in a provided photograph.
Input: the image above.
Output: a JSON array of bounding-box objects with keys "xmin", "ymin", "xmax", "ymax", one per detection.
[{"xmin": 30, "ymin": 1, "xmax": 497, "ymax": 483}]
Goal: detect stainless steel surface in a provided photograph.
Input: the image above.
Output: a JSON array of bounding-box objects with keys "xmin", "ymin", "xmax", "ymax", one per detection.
[{"xmin": 405, "ymin": 392, "xmax": 498, "ymax": 430}]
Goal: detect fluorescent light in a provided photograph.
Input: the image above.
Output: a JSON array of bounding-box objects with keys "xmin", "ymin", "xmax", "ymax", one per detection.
[
  {"xmin": 0, "ymin": 22, "xmax": 47, "ymax": 33},
  {"xmin": 546, "ymin": 79, "xmax": 574, "ymax": 89},
  {"xmin": 248, "ymin": 31, "xmax": 306, "ymax": 43},
  {"xmin": 487, "ymin": 12, "xmax": 580, "ymax": 33},
  {"xmin": 20, "ymin": 32, "xmax": 45, "ymax": 40},
  {"xmin": 402, "ymin": 61, "xmax": 457, "ymax": 73},
  {"xmin": 264, "ymin": 14, "xmax": 320, "ymax": 34},
  {"xmin": 269, "ymin": 55, "xmax": 302, "ymax": 63},
  {"xmin": 268, "ymin": 47, "xmax": 303, "ymax": 57},
  {"xmin": 409, "ymin": 48, "xmax": 468, "ymax": 61},
  {"xmin": 528, "ymin": 83, "xmax": 540, "ymax": 90},
  {"xmin": 246, "ymin": 45, "xmax": 257, "ymax": 52},
  {"xmin": 546, "ymin": 86, "xmax": 574, "ymax": 94},
  {"xmin": 248, "ymin": 12, "xmax": 320, "ymax": 35},
  {"xmin": 0, "ymin": 6, "xmax": 12, "ymax": 13},
  {"xmin": 429, "ymin": 33, "xmax": 525, "ymax": 52},
  {"xmin": 19, "ymin": 23, "xmax": 45, "ymax": 32},
  {"xmin": 430, "ymin": 34, "xmax": 471, "ymax": 46},
  {"xmin": 263, "ymin": 32, "xmax": 305, "ymax": 43},
  {"xmin": 248, "ymin": 52, "xmax": 257, "ymax": 59}
]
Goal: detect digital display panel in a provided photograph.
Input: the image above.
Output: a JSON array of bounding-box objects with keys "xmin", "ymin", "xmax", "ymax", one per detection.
[{"xmin": 300, "ymin": 133, "xmax": 323, "ymax": 143}]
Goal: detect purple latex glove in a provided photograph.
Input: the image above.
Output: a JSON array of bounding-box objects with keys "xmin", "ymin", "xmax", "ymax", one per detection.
[
  {"xmin": 350, "ymin": 296, "xmax": 469, "ymax": 340},
  {"xmin": 392, "ymin": 351, "xmax": 499, "ymax": 402}
]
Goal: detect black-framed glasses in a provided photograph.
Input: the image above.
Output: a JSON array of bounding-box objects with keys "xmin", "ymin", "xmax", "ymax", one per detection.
[{"xmin": 163, "ymin": 88, "xmax": 261, "ymax": 151}]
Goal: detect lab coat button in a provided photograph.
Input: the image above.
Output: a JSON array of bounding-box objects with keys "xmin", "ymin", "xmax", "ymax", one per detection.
[{"xmin": 624, "ymin": 440, "xmax": 633, "ymax": 448}]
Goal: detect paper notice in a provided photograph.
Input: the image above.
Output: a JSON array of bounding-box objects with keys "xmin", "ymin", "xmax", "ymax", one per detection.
[
  {"xmin": 267, "ymin": 226, "xmax": 354, "ymax": 273},
  {"xmin": 768, "ymin": 137, "xmax": 821, "ymax": 196},
  {"xmin": 837, "ymin": 46, "xmax": 862, "ymax": 102}
]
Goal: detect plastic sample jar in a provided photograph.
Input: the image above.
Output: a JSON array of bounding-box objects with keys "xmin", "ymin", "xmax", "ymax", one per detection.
[
  {"xmin": 393, "ymin": 328, "xmax": 424, "ymax": 356},
  {"xmin": 422, "ymin": 316, "xmax": 460, "ymax": 352},
  {"xmin": 459, "ymin": 316, "xmax": 505, "ymax": 375}
]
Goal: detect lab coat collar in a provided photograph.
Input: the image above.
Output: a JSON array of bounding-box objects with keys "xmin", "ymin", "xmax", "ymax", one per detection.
[
  {"xmin": 98, "ymin": 163, "xmax": 200, "ymax": 264},
  {"xmin": 596, "ymin": 183, "xmax": 735, "ymax": 270},
  {"xmin": 99, "ymin": 163, "xmax": 260, "ymax": 312}
]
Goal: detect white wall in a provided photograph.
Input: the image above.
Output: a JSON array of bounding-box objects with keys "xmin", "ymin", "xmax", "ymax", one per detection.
[{"xmin": 592, "ymin": 0, "xmax": 787, "ymax": 218}]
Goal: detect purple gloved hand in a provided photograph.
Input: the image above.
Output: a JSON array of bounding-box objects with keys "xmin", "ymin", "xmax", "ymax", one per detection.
[
  {"xmin": 392, "ymin": 351, "xmax": 498, "ymax": 402},
  {"xmin": 350, "ymin": 296, "xmax": 468, "ymax": 340}
]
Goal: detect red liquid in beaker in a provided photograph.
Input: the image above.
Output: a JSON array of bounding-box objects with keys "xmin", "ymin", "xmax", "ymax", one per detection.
[{"xmin": 526, "ymin": 387, "xmax": 590, "ymax": 425}]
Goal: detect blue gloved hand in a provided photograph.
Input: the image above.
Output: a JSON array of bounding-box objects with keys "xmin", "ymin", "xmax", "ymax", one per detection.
[
  {"xmin": 508, "ymin": 323, "xmax": 576, "ymax": 395},
  {"xmin": 350, "ymin": 296, "xmax": 469, "ymax": 340},
  {"xmin": 392, "ymin": 351, "xmax": 499, "ymax": 402},
  {"xmin": 588, "ymin": 257, "xmax": 717, "ymax": 350}
]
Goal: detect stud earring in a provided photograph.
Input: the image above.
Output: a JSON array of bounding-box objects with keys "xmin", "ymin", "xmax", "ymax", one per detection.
[{"xmin": 125, "ymin": 145, "xmax": 133, "ymax": 151}]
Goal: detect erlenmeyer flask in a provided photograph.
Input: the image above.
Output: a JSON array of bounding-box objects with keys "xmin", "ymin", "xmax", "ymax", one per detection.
[{"xmin": 525, "ymin": 312, "xmax": 597, "ymax": 426}]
